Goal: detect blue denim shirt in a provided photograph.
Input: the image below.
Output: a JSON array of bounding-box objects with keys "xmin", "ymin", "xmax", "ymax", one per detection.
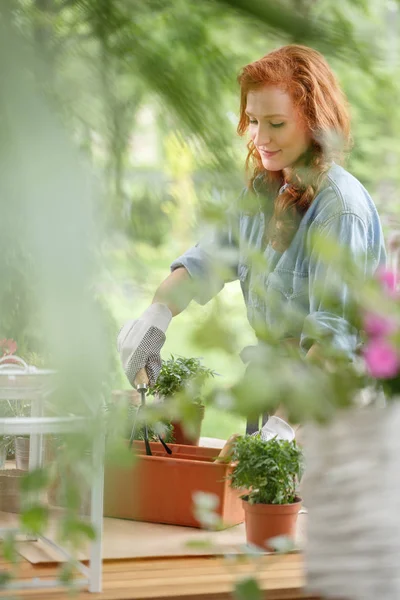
[{"xmin": 171, "ymin": 164, "xmax": 386, "ymax": 355}]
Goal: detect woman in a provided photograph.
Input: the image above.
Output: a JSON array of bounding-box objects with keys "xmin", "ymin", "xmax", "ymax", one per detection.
[{"xmin": 118, "ymin": 45, "xmax": 386, "ymax": 417}]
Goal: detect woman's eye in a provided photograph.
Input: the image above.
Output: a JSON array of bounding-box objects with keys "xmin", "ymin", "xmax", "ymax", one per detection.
[
  {"xmin": 271, "ymin": 122, "xmax": 284, "ymax": 128},
  {"xmin": 249, "ymin": 118, "xmax": 258, "ymax": 125}
]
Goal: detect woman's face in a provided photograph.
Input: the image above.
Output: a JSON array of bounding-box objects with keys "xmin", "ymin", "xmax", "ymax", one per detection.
[{"xmin": 246, "ymin": 85, "xmax": 311, "ymax": 172}]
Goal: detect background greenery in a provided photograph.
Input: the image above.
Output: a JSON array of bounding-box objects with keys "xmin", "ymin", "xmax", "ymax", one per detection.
[
  {"xmin": 2, "ymin": 0, "xmax": 400, "ymax": 442},
  {"xmin": 1, "ymin": 1, "xmax": 400, "ymax": 592}
]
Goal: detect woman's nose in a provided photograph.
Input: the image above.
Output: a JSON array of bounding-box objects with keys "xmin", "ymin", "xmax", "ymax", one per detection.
[{"xmin": 254, "ymin": 124, "xmax": 272, "ymax": 147}]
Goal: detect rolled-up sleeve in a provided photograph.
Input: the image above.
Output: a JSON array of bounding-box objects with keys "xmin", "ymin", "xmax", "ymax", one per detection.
[
  {"xmin": 300, "ymin": 212, "xmax": 375, "ymax": 356},
  {"xmin": 170, "ymin": 212, "xmax": 239, "ymax": 305}
]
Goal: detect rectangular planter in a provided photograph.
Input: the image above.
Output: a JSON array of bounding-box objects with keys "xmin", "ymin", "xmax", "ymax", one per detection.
[{"xmin": 104, "ymin": 442, "xmax": 244, "ymax": 528}]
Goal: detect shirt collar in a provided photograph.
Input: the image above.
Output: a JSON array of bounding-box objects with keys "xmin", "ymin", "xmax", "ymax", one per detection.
[{"xmin": 252, "ymin": 174, "xmax": 289, "ymax": 197}]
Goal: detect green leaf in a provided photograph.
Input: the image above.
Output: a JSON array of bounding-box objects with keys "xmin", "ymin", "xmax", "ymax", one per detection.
[
  {"xmin": 149, "ymin": 355, "xmax": 216, "ymax": 400},
  {"xmin": 59, "ymin": 562, "xmax": 75, "ymax": 586},
  {"xmin": 74, "ymin": 522, "xmax": 96, "ymax": 541},
  {"xmin": 234, "ymin": 577, "xmax": 262, "ymax": 600},
  {"xmin": 61, "ymin": 517, "xmax": 96, "ymax": 543},
  {"xmin": 0, "ymin": 570, "xmax": 11, "ymax": 588},
  {"xmin": 185, "ymin": 539, "xmax": 214, "ymax": 549},
  {"xmin": 229, "ymin": 435, "xmax": 303, "ymax": 505},
  {"xmin": 20, "ymin": 505, "xmax": 49, "ymax": 535},
  {"xmin": 20, "ymin": 468, "xmax": 50, "ymax": 493},
  {"xmin": 2, "ymin": 532, "xmax": 17, "ymax": 565}
]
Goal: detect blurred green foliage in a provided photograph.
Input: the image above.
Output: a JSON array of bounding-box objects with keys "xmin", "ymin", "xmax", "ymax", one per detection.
[
  {"xmin": 0, "ymin": 0, "xmax": 399, "ymax": 591},
  {"xmin": 1, "ymin": 0, "xmax": 399, "ymax": 430}
]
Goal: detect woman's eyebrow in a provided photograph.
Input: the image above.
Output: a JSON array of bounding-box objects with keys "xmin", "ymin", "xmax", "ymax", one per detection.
[{"xmin": 245, "ymin": 111, "xmax": 286, "ymax": 119}]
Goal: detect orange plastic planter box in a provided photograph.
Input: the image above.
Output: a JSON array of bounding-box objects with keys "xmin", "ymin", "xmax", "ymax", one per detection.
[{"xmin": 103, "ymin": 442, "xmax": 244, "ymax": 528}]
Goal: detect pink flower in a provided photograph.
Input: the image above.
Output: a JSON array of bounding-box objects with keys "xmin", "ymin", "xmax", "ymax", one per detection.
[
  {"xmin": 364, "ymin": 339, "xmax": 400, "ymax": 379},
  {"xmin": 377, "ymin": 267, "xmax": 399, "ymax": 296},
  {"xmin": 363, "ymin": 312, "xmax": 397, "ymax": 338}
]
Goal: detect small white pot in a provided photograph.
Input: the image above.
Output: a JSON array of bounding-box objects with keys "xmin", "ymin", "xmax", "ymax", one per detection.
[{"xmin": 15, "ymin": 436, "xmax": 30, "ymax": 470}]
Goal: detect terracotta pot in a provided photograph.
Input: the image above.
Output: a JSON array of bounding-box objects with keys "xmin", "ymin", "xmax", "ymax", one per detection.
[
  {"xmin": 104, "ymin": 441, "xmax": 244, "ymax": 528},
  {"xmin": 171, "ymin": 403, "xmax": 205, "ymax": 446},
  {"xmin": 0, "ymin": 356, "xmax": 21, "ymax": 365},
  {"xmin": 15, "ymin": 436, "xmax": 30, "ymax": 470},
  {"xmin": 243, "ymin": 496, "xmax": 302, "ymax": 551}
]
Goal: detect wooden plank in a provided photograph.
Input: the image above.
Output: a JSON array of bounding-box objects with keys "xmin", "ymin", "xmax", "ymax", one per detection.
[
  {"xmin": 96, "ymin": 571, "xmax": 304, "ymax": 591},
  {"xmin": 0, "ymin": 561, "xmax": 304, "ymax": 584},
  {"xmin": 0, "ymin": 586, "xmax": 317, "ymax": 600},
  {"xmin": 0, "ymin": 554, "xmax": 316, "ymax": 600},
  {"xmin": 98, "ymin": 567, "xmax": 304, "ymax": 584},
  {"xmin": 0, "ymin": 574, "xmax": 306, "ymax": 599},
  {"xmin": 0, "ymin": 591, "xmax": 319, "ymax": 600},
  {"xmin": 99, "ymin": 553, "xmax": 303, "ymax": 569},
  {"xmin": 0, "ymin": 567, "xmax": 305, "ymax": 594},
  {"xmin": 2, "ymin": 553, "xmax": 304, "ymax": 577},
  {"xmin": 99, "ymin": 555, "xmax": 303, "ymax": 575}
]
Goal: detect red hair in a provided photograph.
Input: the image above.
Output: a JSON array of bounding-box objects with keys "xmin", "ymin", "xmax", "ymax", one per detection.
[{"xmin": 237, "ymin": 45, "xmax": 351, "ymax": 251}]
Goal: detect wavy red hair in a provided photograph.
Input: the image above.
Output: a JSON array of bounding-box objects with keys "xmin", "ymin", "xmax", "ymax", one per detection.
[{"xmin": 237, "ymin": 45, "xmax": 351, "ymax": 251}]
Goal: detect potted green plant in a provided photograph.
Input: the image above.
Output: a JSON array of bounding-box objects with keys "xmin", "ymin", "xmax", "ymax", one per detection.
[
  {"xmin": 149, "ymin": 355, "xmax": 216, "ymax": 446},
  {"xmin": 0, "ymin": 341, "xmax": 31, "ymax": 511},
  {"xmin": 0, "ymin": 435, "xmax": 12, "ymax": 468},
  {"xmin": 0, "ymin": 338, "xmax": 18, "ymax": 364},
  {"xmin": 0, "ymin": 340, "xmax": 31, "ymax": 467},
  {"xmin": 6, "ymin": 400, "xmax": 31, "ymax": 470},
  {"xmin": 229, "ymin": 433, "xmax": 304, "ymax": 550}
]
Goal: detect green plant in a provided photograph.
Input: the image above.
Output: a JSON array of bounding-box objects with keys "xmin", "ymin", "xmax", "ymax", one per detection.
[
  {"xmin": 0, "ymin": 400, "xmax": 24, "ymax": 458},
  {"xmin": 149, "ymin": 355, "xmax": 217, "ymax": 404},
  {"xmin": 229, "ymin": 434, "xmax": 304, "ymax": 505},
  {"xmin": 7, "ymin": 401, "xmax": 30, "ymax": 419},
  {"xmin": 126, "ymin": 406, "xmax": 175, "ymax": 443},
  {"xmin": 0, "ymin": 435, "xmax": 13, "ymax": 458},
  {"xmin": 104, "ymin": 394, "xmax": 175, "ymax": 443}
]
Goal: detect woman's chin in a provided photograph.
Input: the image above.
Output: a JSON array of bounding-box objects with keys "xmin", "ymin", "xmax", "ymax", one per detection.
[{"xmin": 261, "ymin": 157, "xmax": 283, "ymax": 171}]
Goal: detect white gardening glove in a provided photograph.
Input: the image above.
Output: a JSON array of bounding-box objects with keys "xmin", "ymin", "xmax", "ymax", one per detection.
[
  {"xmin": 117, "ymin": 303, "xmax": 172, "ymax": 387},
  {"xmin": 258, "ymin": 416, "xmax": 295, "ymax": 442}
]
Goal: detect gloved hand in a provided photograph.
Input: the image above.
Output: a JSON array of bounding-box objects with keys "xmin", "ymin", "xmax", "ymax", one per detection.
[
  {"xmin": 258, "ymin": 416, "xmax": 295, "ymax": 442},
  {"xmin": 117, "ymin": 303, "xmax": 172, "ymax": 387}
]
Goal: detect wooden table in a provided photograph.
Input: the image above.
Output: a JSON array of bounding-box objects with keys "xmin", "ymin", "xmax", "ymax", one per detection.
[{"xmin": 0, "ymin": 553, "xmax": 320, "ymax": 599}]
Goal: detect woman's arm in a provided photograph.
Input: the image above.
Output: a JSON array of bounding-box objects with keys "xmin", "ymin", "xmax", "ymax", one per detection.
[
  {"xmin": 152, "ymin": 267, "xmax": 193, "ymax": 317},
  {"xmin": 301, "ymin": 211, "xmax": 379, "ymax": 358}
]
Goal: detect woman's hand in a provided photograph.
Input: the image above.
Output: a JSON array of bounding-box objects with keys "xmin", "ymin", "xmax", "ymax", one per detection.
[{"xmin": 117, "ymin": 303, "xmax": 172, "ymax": 387}]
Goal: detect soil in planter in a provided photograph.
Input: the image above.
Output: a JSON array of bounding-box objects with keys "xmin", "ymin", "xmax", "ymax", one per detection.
[{"xmin": 243, "ymin": 497, "xmax": 302, "ymax": 551}]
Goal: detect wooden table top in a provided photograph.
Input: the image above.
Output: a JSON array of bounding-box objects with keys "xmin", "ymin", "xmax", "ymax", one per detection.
[{"xmin": 0, "ymin": 553, "xmax": 321, "ymax": 599}]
